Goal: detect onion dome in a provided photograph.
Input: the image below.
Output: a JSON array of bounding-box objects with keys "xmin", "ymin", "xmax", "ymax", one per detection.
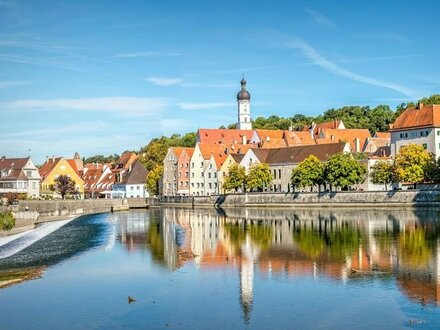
[{"xmin": 237, "ymin": 77, "xmax": 251, "ymax": 101}]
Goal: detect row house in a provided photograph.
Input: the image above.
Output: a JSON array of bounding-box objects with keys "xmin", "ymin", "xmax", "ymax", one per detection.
[
  {"xmin": 163, "ymin": 147, "xmax": 194, "ymax": 196},
  {"xmin": 0, "ymin": 157, "xmax": 41, "ymax": 198},
  {"xmin": 390, "ymin": 103, "xmax": 440, "ymax": 158},
  {"xmin": 239, "ymin": 142, "xmax": 350, "ymax": 193}
]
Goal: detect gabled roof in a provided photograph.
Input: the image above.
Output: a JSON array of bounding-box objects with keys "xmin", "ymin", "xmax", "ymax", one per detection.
[
  {"xmin": 255, "ymin": 129, "xmax": 284, "ymax": 140},
  {"xmin": 317, "ymin": 128, "xmax": 371, "ymax": 152},
  {"xmin": 374, "ymin": 132, "xmax": 391, "ymax": 139},
  {"xmin": 283, "ymin": 131, "xmax": 316, "ymax": 147},
  {"xmin": 249, "ymin": 142, "xmax": 347, "ymax": 165},
  {"xmin": 261, "ymin": 137, "xmax": 287, "ymax": 149},
  {"xmin": 391, "ymin": 104, "xmax": 440, "ymax": 130},
  {"xmin": 198, "ymin": 143, "xmax": 250, "ymax": 169},
  {"xmin": 363, "ymin": 137, "xmax": 391, "ymax": 154},
  {"xmin": 370, "ymin": 146, "xmax": 391, "ymax": 159},
  {"xmin": 231, "ymin": 154, "xmax": 245, "ymax": 163},
  {"xmin": 115, "ymin": 152, "xmax": 138, "ymax": 171},
  {"xmin": 0, "ymin": 157, "xmax": 33, "ymax": 181},
  {"xmin": 39, "ymin": 157, "xmax": 62, "ymax": 179},
  {"xmin": 120, "ymin": 160, "xmax": 148, "ymax": 185},
  {"xmin": 170, "ymin": 147, "xmax": 185, "ymax": 158},
  {"xmin": 67, "ymin": 159, "xmax": 81, "ymax": 175},
  {"xmin": 302, "ymin": 120, "xmax": 344, "ymax": 135},
  {"xmin": 197, "ymin": 129, "xmax": 254, "ymax": 145},
  {"xmin": 184, "ymin": 147, "xmax": 194, "ymax": 158}
]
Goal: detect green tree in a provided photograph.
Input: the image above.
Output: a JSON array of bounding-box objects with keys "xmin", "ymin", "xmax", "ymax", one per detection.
[
  {"xmin": 247, "ymin": 163, "xmax": 273, "ymax": 192},
  {"xmin": 371, "ymin": 160, "xmax": 394, "ymax": 190},
  {"xmin": 394, "ymin": 144, "xmax": 431, "ymax": 187},
  {"xmin": 291, "ymin": 155, "xmax": 325, "ymax": 191},
  {"xmin": 0, "ymin": 211, "xmax": 15, "ymax": 231},
  {"xmin": 146, "ymin": 165, "xmax": 163, "ymax": 196},
  {"xmin": 324, "ymin": 153, "xmax": 367, "ymax": 190},
  {"xmin": 83, "ymin": 154, "xmax": 119, "ymax": 164},
  {"xmin": 138, "ymin": 132, "xmax": 196, "ymax": 172},
  {"xmin": 425, "ymin": 156, "xmax": 440, "ymax": 183},
  {"xmin": 223, "ymin": 164, "xmax": 247, "ymax": 192},
  {"xmin": 52, "ymin": 175, "xmax": 77, "ymax": 199},
  {"xmin": 418, "ymin": 94, "xmax": 440, "ymax": 105}
]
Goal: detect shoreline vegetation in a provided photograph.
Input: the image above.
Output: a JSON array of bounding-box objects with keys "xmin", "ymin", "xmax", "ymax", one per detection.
[{"xmin": 0, "ymin": 267, "xmax": 44, "ymax": 289}]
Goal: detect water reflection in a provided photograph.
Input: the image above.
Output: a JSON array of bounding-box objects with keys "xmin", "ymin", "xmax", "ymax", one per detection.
[{"xmin": 115, "ymin": 207, "xmax": 440, "ymax": 322}]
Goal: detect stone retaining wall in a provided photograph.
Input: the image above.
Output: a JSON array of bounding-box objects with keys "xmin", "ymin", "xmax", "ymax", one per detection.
[
  {"xmin": 160, "ymin": 190, "xmax": 440, "ymax": 208},
  {"xmin": 12, "ymin": 199, "xmax": 130, "ymax": 217}
]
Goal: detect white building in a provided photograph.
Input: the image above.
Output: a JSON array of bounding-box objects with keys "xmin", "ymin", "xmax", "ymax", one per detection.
[
  {"xmin": 390, "ymin": 103, "xmax": 440, "ymax": 158},
  {"xmin": 112, "ymin": 160, "xmax": 149, "ymax": 198},
  {"xmin": 0, "ymin": 157, "xmax": 41, "ymax": 198}
]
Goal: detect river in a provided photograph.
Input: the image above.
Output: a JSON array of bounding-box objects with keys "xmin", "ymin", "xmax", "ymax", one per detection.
[{"xmin": 1, "ymin": 207, "xmax": 440, "ymax": 329}]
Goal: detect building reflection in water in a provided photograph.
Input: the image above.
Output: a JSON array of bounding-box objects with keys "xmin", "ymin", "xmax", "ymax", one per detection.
[{"xmin": 116, "ymin": 207, "xmax": 440, "ymax": 323}]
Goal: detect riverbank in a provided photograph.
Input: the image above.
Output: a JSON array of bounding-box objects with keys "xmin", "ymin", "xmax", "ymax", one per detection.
[
  {"xmin": 160, "ymin": 190, "xmax": 440, "ymax": 208},
  {"xmin": 0, "ymin": 198, "xmax": 149, "ymax": 236}
]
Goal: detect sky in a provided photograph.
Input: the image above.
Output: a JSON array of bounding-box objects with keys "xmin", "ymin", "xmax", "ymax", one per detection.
[{"xmin": 1, "ymin": 0, "xmax": 440, "ymax": 164}]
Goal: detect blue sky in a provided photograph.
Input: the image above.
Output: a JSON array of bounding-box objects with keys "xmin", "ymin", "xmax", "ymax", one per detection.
[{"xmin": 1, "ymin": 0, "xmax": 439, "ymax": 164}]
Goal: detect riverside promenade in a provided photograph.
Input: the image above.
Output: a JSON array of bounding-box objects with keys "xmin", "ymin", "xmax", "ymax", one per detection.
[{"xmin": 159, "ymin": 190, "xmax": 440, "ymax": 208}]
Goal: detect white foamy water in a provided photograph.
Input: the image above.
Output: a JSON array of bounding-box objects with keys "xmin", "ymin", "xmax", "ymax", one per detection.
[{"xmin": 0, "ymin": 218, "xmax": 76, "ymax": 259}]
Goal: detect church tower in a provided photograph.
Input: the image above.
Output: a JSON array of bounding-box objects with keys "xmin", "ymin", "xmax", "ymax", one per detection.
[{"xmin": 237, "ymin": 77, "xmax": 252, "ymax": 130}]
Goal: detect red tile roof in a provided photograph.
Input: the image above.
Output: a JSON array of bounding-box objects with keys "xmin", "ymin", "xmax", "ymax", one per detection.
[
  {"xmin": 392, "ymin": 104, "xmax": 440, "ymax": 130},
  {"xmin": 283, "ymin": 131, "xmax": 316, "ymax": 147},
  {"xmin": 39, "ymin": 157, "xmax": 62, "ymax": 179},
  {"xmin": 374, "ymin": 132, "xmax": 391, "ymax": 139},
  {"xmin": 317, "ymin": 128, "xmax": 371, "ymax": 152},
  {"xmin": 197, "ymin": 129, "xmax": 254, "ymax": 145},
  {"xmin": 0, "ymin": 157, "xmax": 31, "ymax": 181}
]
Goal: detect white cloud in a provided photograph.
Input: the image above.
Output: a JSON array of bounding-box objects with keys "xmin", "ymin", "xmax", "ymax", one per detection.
[
  {"xmin": 146, "ymin": 77, "xmax": 183, "ymax": 86},
  {"xmin": 115, "ymin": 51, "xmax": 183, "ymax": 58},
  {"xmin": 287, "ymin": 38, "xmax": 418, "ymax": 98},
  {"xmin": 2, "ymin": 97, "xmax": 168, "ymax": 115},
  {"xmin": 178, "ymin": 102, "xmax": 234, "ymax": 110},
  {"xmin": 0, "ymin": 80, "xmax": 33, "ymax": 89},
  {"xmin": 305, "ymin": 8, "xmax": 338, "ymax": 30}
]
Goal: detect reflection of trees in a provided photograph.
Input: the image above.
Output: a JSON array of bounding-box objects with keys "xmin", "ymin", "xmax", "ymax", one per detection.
[
  {"xmin": 148, "ymin": 223, "xmax": 165, "ymax": 264},
  {"xmin": 223, "ymin": 222, "xmax": 273, "ymax": 252},
  {"xmin": 398, "ymin": 228, "xmax": 432, "ymax": 267},
  {"xmin": 293, "ymin": 222, "xmax": 362, "ymax": 261}
]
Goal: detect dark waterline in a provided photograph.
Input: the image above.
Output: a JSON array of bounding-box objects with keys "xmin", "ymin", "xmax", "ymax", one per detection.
[{"xmin": 1, "ymin": 207, "xmax": 440, "ymax": 329}]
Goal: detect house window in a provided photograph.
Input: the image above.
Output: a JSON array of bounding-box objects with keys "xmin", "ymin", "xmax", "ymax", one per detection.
[
  {"xmin": 437, "ymin": 131, "xmax": 440, "ymax": 136},
  {"xmin": 423, "ymin": 143, "xmax": 428, "ymax": 149},
  {"xmin": 278, "ymin": 170, "xmax": 281, "ymax": 178},
  {"xmin": 131, "ymin": 186, "xmax": 134, "ymax": 190},
  {"xmin": 209, "ymin": 183, "xmax": 212, "ymax": 189},
  {"xmin": 426, "ymin": 130, "xmax": 429, "ymax": 136},
  {"xmin": 191, "ymin": 183, "xmax": 194, "ymax": 187},
  {"xmin": 178, "ymin": 173, "xmax": 181, "ymax": 178},
  {"xmin": 191, "ymin": 173, "xmax": 194, "ymax": 178},
  {"xmin": 137, "ymin": 186, "xmax": 140, "ymax": 190},
  {"xmin": 185, "ymin": 172, "xmax": 189, "ymax": 177},
  {"xmin": 192, "ymin": 162, "xmax": 194, "ymax": 168},
  {"xmin": 405, "ymin": 133, "xmax": 408, "ymax": 138},
  {"xmin": 400, "ymin": 133, "xmax": 404, "ymax": 138},
  {"xmin": 201, "ymin": 162, "xmax": 203, "ymax": 167},
  {"xmin": 208, "ymin": 173, "xmax": 211, "ymax": 178},
  {"xmin": 214, "ymin": 173, "xmax": 217, "ymax": 178},
  {"xmin": 421, "ymin": 131, "xmax": 424, "ymax": 137},
  {"xmin": 26, "ymin": 171, "xmax": 32, "ymax": 177}
]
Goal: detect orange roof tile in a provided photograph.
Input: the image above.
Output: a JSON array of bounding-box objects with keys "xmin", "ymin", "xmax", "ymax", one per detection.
[
  {"xmin": 197, "ymin": 129, "xmax": 254, "ymax": 145},
  {"xmin": 255, "ymin": 129, "xmax": 284, "ymax": 140},
  {"xmin": 374, "ymin": 132, "xmax": 391, "ymax": 139},
  {"xmin": 170, "ymin": 147, "xmax": 185, "ymax": 158},
  {"xmin": 318, "ymin": 128, "xmax": 371, "ymax": 152},
  {"xmin": 392, "ymin": 104, "xmax": 440, "ymax": 130},
  {"xmin": 261, "ymin": 137, "xmax": 287, "ymax": 148},
  {"xmin": 284, "ymin": 131, "xmax": 316, "ymax": 147},
  {"xmin": 39, "ymin": 157, "xmax": 62, "ymax": 179}
]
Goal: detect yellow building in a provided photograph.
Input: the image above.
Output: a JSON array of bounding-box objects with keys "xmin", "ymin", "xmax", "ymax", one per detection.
[
  {"xmin": 39, "ymin": 157, "xmax": 85, "ymax": 198},
  {"xmin": 218, "ymin": 153, "xmax": 245, "ymax": 193}
]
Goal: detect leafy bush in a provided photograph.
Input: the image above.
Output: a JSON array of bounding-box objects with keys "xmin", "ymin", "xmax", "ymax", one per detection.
[{"xmin": 0, "ymin": 211, "xmax": 15, "ymax": 231}]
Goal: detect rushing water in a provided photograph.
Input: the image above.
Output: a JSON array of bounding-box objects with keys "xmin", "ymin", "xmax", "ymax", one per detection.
[{"xmin": 1, "ymin": 207, "xmax": 440, "ymax": 329}]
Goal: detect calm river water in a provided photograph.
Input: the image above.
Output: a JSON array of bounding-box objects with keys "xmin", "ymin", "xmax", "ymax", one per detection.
[{"xmin": 1, "ymin": 207, "xmax": 440, "ymax": 329}]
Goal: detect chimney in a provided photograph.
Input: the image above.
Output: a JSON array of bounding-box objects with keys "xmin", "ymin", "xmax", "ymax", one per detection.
[
  {"xmin": 1, "ymin": 156, "xmax": 5, "ymax": 161},
  {"xmin": 381, "ymin": 149, "xmax": 386, "ymax": 157},
  {"xmin": 418, "ymin": 102, "xmax": 424, "ymax": 109},
  {"xmin": 225, "ymin": 147, "xmax": 228, "ymax": 154},
  {"xmin": 242, "ymin": 135, "xmax": 247, "ymax": 145},
  {"xmin": 52, "ymin": 156, "xmax": 55, "ymax": 162},
  {"xmin": 331, "ymin": 135, "xmax": 335, "ymax": 142},
  {"xmin": 355, "ymin": 138, "xmax": 360, "ymax": 153}
]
